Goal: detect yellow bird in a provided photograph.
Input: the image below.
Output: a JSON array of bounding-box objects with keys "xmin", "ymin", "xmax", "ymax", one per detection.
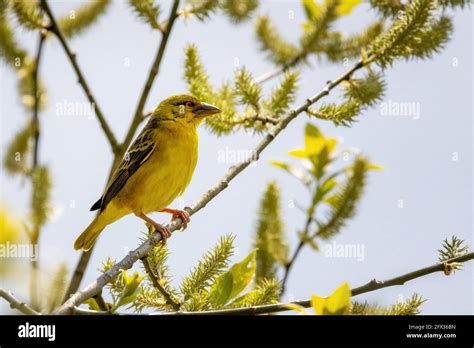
[{"xmin": 74, "ymin": 95, "xmax": 221, "ymax": 251}]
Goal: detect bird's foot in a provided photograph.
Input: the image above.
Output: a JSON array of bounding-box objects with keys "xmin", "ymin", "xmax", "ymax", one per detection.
[
  {"xmin": 136, "ymin": 212, "xmax": 171, "ymax": 244},
  {"xmin": 161, "ymin": 208, "xmax": 191, "ymax": 230},
  {"xmin": 154, "ymin": 223, "xmax": 172, "ymax": 244}
]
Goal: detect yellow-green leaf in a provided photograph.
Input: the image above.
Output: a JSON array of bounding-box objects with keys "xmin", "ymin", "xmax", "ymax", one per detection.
[
  {"xmin": 209, "ymin": 249, "xmax": 257, "ymax": 307},
  {"xmin": 336, "ymin": 0, "xmax": 361, "ymax": 16},
  {"xmin": 368, "ymin": 163, "xmax": 384, "ymax": 171},
  {"xmin": 229, "ymin": 249, "xmax": 257, "ymax": 299},
  {"xmin": 283, "ymin": 303, "xmax": 309, "ymax": 315},
  {"xmin": 324, "ymin": 138, "xmax": 338, "ymax": 154},
  {"xmin": 112, "ymin": 270, "xmax": 144, "ymax": 311},
  {"xmin": 288, "ymin": 148, "xmax": 308, "ymax": 158},
  {"xmin": 209, "ymin": 271, "xmax": 233, "ymax": 307},
  {"xmin": 85, "ymin": 298, "xmax": 101, "ymax": 311},
  {"xmin": 311, "ymin": 282, "xmax": 351, "ymax": 315},
  {"xmin": 304, "ymin": 123, "xmax": 323, "ymax": 152}
]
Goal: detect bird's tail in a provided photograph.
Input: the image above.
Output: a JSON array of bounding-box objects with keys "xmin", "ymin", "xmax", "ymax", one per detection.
[{"xmin": 74, "ymin": 217, "xmax": 105, "ymax": 251}]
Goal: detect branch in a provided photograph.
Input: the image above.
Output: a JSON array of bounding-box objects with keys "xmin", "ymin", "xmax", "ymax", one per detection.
[
  {"xmin": 29, "ymin": 31, "xmax": 46, "ymax": 311},
  {"xmin": 31, "ymin": 32, "xmax": 45, "ymax": 169},
  {"xmin": 154, "ymin": 252, "xmax": 474, "ymax": 315},
  {"xmin": 40, "ymin": 0, "xmax": 120, "ymax": 155},
  {"xmin": 54, "ymin": 59, "xmax": 366, "ymax": 315},
  {"xmin": 121, "ymin": 0, "xmax": 180, "ymax": 152},
  {"xmin": 281, "ymin": 239, "xmax": 304, "ymax": 294},
  {"xmin": 141, "ymin": 257, "xmax": 181, "ymax": 311},
  {"xmin": 231, "ymin": 114, "xmax": 279, "ymax": 126},
  {"xmin": 92, "ymin": 291, "xmax": 109, "ymax": 312},
  {"xmin": 0, "ymin": 289, "xmax": 41, "ymax": 315}
]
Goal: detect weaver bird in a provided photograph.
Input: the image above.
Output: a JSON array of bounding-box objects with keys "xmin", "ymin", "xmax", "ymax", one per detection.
[{"xmin": 74, "ymin": 95, "xmax": 221, "ymax": 251}]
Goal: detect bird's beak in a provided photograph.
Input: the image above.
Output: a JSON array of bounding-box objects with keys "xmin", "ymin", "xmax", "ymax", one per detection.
[{"xmin": 193, "ymin": 102, "xmax": 221, "ymax": 117}]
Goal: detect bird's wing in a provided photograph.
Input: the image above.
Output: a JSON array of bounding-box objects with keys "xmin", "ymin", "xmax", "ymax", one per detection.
[{"xmin": 91, "ymin": 123, "xmax": 157, "ymax": 212}]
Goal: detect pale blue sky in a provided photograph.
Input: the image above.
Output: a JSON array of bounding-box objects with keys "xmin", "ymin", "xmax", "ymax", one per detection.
[{"xmin": 1, "ymin": 1, "xmax": 472, "ymax": 314}]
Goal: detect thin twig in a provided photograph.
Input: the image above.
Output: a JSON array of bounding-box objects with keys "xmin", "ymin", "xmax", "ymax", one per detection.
[
  {"xmin": 152, "ymin": 252, "xmax": 474, "ymax": 315},
  {"xmin": 40, "ymin": 0, "xmax": 120, "ymax": 155},
  {"xmin": 141, "ymin": 257, "xmax": 181, "ymax": 311},
  {"xmin": 231, "ymin": 115, "xmax": 279, "ymax": 126},
  {"xmin": 0, "ymin": 289, "xmax": 41, "ymax": 315},
  {"xmin": 254, "ymin": 55, "xmax": 302, "ymax": 85},
  {"xmin": 54, "ymin": 59, "xmax": 366, "ymax": 315},
  {"xmin": 31, "ymin": 33, "xmax": 45, "ymax": 169},
  {"xmin": 281, "ymin": 240, "xmax": 305, "ymax": 294},
  {"xmin": 121, "ymin": 0, "xmax": 181, "ymax": 153},
  {"xmin": 29, "ymin": 32, "xmax": 46, "ymax": 311},
  {"xmin": 281, "ymin": 186, "xmax": 320, "ymax": 294},
  {"xmin": 92, "ymin": 292, "xmax": 109, "ymax": 312}
]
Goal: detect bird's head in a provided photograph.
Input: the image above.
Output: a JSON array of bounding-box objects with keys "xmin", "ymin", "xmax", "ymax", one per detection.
[{"xmin": 153, "ymin": 94, "xmax": 221, "ymax": 126}]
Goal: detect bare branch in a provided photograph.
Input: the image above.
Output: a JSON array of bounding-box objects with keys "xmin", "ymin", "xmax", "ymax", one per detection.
[
  {"xmin": 0, "ymin": 289, "xmax": 41, "ymax": 315},
  {"xmin": 29, "ymin": 31, "xmax": 46, "ymax": 311},
  {"xmin": 54, "ymin": 59, "xmax": 366, "ymax": 315},
  {"xmin": 40, "ymin": 0, "xmax": 120, "ymax": 155}
]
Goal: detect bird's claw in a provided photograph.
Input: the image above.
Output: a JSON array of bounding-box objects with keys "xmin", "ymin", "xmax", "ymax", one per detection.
[
  {"xmin": 171, "ymin": 209, "xmax": 190, "ymax": 230},
  {"xmin": 152, "ymin": 222, "xmax": 171, "ymax": 244}
]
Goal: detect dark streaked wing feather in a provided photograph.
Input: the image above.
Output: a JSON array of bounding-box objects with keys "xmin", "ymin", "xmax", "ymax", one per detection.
[{"xmin": 91, "ymin": 122, "xmax": 157, "ymax": 212}]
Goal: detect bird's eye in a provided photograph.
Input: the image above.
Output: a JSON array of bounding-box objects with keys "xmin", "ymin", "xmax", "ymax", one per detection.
[{"xmin": 185, "ymin": 101, "xmax": 195, "ymax": 108}]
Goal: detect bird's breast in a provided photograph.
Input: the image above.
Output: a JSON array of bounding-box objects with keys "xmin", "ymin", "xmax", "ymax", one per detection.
[{"xmin": 119, "ymin": 125, "xmax": 199, "ymax": 214}]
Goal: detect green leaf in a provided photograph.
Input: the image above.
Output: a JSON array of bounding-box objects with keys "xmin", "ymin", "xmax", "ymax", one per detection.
[
  {"xmin": 209, "ymin": 271, "xmax": 233, "ymax": 307},
  {"xmin": 209, "ymin": 249, "xmax": 257, "ymax": 307},
  {"xmin": 304, "ymin": 123, "xmax": 323, "ymax": 151},
  {"xmin": 336, "ymin": 0, "xmax": 361, "ymax": 15},
  {"xmin": 311, "ymin": 282, "xmax": 351, "ymax": 315},
  {"xmin": 368, "ymin": 163, "xmax": 384, "ymax": 171},
  {"xmin": 313, "ymin": 177, "xmax": 338, "ymax": 205},
  {"xmin": 112, "ymin": 270, "xmax": 144, "ymax": 311},
  {"xmin": 287, "ymin": 149, "xmax": 308, "ymax": 158},
  {"xmin": 85, "ymin": 298, "xmax": 101, "ymax": 311}
]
